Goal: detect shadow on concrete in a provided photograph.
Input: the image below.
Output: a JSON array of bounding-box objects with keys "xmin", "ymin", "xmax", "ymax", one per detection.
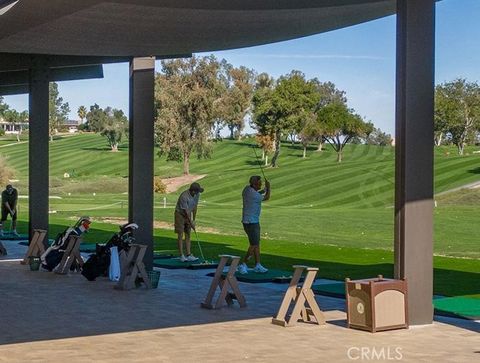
[
  {"xmin": 1, "ymin": 222, "xmax": 478, "ymax": 345},
  {"xmin": 434, "ymin": 316, "xmax": 480, "ymax": 334}
]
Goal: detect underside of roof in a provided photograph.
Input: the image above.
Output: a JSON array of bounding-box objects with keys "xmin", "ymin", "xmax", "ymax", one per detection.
[{"xmin": 0, "ymin": 0, "xmax": 396, "ymax": 57}]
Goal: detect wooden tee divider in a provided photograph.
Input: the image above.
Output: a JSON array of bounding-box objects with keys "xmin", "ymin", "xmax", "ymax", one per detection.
[
  {"xmin": 114, "ymin": 244, "xmax": 151, "ymax": 290},
  {"xmin": 201, "ymin": 255, "xmax": 246, "ymax": 309},
  {"xmin": 54, "ymin": 235, "xmax": 84, "ymax": 274},
  {"xmin": 272, "ymin": 265, "xmax": 325, "ymax": 327},
  {"xmin": 22, "ymin": 230, "xmax": 83, "ymax": 274},
  {"xmin": 20, "ymin": 229, "xmax": 47, "ymax": 265}
]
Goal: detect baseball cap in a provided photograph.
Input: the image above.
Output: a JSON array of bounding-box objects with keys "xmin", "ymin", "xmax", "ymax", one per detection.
[{"xmin": 189, "ymin": 182, "xmax": 204, "ymax": 193}]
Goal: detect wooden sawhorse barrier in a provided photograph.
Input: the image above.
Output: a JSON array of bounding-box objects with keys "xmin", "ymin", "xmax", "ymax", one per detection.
[
  {"xmin": 20, "ymin": 229, "xmax": 47, "ymax": 265},
  {"xmin": 201, "ymin": 255, "xmax": 246, "ymax": 309},
  {"xmin": 55, "ymin": 235, "xmax": 84, "ymax": 274},
  {"xmin": 114, "ymin": 244, "xmax": 151, "ymax": 290},
  {"xmin": 272, "ymin": 265, "xmax": 325, "ymax": 327}
]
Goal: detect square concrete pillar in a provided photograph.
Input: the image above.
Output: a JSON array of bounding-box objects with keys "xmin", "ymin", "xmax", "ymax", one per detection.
[
  {"xmin": 129, "ymin": 57, "xmax": 155, "ymax": 270},
  {"xmin": 395, "ymin": 0, "xmax": 435, "ymax": 325},
  {"xmin": 28, "ymin": 58, "xmax": 50, "ymax": 241}
]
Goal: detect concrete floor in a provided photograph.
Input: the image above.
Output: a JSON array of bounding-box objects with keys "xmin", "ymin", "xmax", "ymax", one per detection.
[{"xmin": 0, "ymin": 239, "xmax": 478, "ymax": 363}]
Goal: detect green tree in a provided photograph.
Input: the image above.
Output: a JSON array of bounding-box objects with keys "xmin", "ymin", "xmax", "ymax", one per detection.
[
  {"xmin": 365, "ymin": 125, "xmax": 392, "ymax": 146},
  {"xmin": 85, "ymin": 103, "xmax": 107, "ymax": 132},
  {"xmin": 0, "ymin": 96, "xmax": 8, "ymax": 117},
  {"xmin": 3, "ymin": 109, "xmax": 28, "ymax": 142},
  {"xmin": 252, "ymin": 71, "xmax": 319, "ymax": 167},
  {"xmin": 313, "ymin": 81, "xmax": 347, "ymax": 151},
  {"xmin": 435, "ymin": 79, "xmax": 480, "ymax": 154},
  {"xmin": 315, "ymin": 81, "xmax": 347, "ymax": 108},
  {"xmin": 77, "ymin": 105, "xmax": 87, "ymax": 125},
  {"xmin": 299, "ymin": 113, "xmax": 322, "ymax": 158},
  {"xmin": 217, "ymin": 62, "xmax": 255, "ymax": 139},
  {"xmin": 154, "ymin": 55, "xmax": 222, "ymax": 175},
  {"xmin": 255, "ymin": 133, "xmax": 274, "ymax": 165},
  {"xmin": 0, "ymin": 96, "xmax": 9, "ymax": 137},
  {"xmin": 100, "ymin": 108, "xmax": 128, "ymax": 151},
  {"xmin": 49, "ymin": 82, "xmax": 70, "ymax": 141},
  {"xmin": 317, "ymin": 102, "xmax": 369, "ymax": 162}
]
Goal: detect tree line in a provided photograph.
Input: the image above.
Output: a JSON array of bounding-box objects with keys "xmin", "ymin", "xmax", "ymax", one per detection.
[
  {"xmin": 2, "ymin": 58, "xmax": 478, "ymax": 175},
  {"xmin": 78, "ymin": 104, "xmax": 128, "ymax": 151},
  {"xmin": 154, "ymin": 55, "xmax": 390, "ymax": 173},
  {"xmin": 435, "ymin": 78, "xmax": 480, "ymax": 155}
]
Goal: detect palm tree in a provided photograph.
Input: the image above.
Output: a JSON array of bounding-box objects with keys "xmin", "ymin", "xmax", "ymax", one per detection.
[
  {"xmin": 77, "ymin": 105, "xmax": 87, "ymax": 124},
  {"xmin": 17, "ymin": 110, "xmax": 28, "ymax": 142}
]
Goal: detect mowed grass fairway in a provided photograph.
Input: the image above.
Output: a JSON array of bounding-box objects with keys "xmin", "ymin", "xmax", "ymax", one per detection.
[{"xmin": 1, "ymin": 133, "xmax": 479, "ymax": 296}]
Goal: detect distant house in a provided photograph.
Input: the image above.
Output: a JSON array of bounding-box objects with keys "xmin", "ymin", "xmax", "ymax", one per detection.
[
  {"xmin": 0, "ymin": 118, "xmax": 82, "ymax": 134},
  {"xmin": 64, "ymin": 119, "xmax": 81, "ymax": 133},
  {"xmin": 0, "ymin": 118, "xmax": 29, "ymax": 134}
]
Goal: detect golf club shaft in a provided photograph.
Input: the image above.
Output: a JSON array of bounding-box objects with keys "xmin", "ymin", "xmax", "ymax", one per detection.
[
  {"xmin": 194, "ymin": 229, "xmax": 205, "ymax": 261},
  {"xmin": 252, "ymin": 145, "xmax": 267, "ymax": 180}
]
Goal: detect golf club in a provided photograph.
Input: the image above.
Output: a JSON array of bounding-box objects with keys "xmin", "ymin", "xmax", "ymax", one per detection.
[
  {"xmin": 193, "ymin": 228, "xmax": 206, "ymax": 262},
  {"xmin": 251, "ymin": 144, "xmax": 267, "ymax": 181}
]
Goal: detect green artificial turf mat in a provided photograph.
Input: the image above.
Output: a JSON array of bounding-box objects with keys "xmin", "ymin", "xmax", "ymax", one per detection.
[
  {"xmin": 153, "ymin": 257, "xmax": 218, "ymax": 269},
  {"xmin": 433, "ymin": 297, "xmax": 480, "ymax": 320},
  {"xmin": 153, "ymin": 253, "xmax": 174, "ymax": 259},
  {"xmin": 312, "ymin": 282, "xmax": 346, "ymax": 298},
  {"xmin": 1, "ymin": 233, "xmax": 28, "ymax": 241}
]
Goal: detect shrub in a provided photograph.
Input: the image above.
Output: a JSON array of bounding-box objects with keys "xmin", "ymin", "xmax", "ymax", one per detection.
[{"xmin": 154, "ymin": 176, "xmax": 167, "ymax": 194}]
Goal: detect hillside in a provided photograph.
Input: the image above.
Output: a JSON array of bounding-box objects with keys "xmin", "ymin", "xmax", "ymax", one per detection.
[{"xmin": 1, "ymin": 133, "xmax": 480, "ymax": 258}]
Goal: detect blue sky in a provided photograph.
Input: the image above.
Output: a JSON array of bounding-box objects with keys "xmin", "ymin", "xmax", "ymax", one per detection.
[{"xmin": 4, "ymin": 0, "xmax": 479, "ymax": 136}]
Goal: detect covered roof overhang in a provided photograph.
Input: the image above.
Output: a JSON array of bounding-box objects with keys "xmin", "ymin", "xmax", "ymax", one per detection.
[
  {"xmin": 0, "ymin": 0, "xmax": 396, "ymax": 57},
  {"xmin": 0, "ymin": 64, "xmax": 104, "ymax": 95}
]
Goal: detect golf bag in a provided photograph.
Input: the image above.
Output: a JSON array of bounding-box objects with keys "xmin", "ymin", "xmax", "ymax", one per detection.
[
  {"xmin": 41, "ymin": 217, "xmax": 91, "ymax": 271},
  {"xmin": 81, "ymin": 222, "xmax": 137, "ymax": 281}
]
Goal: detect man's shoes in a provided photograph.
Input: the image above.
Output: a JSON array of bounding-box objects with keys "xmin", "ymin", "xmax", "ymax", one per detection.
[
  {"xmin": 12, "ymin": 230, "xmax": 19, "ymax": 237},
  {"xmin": 179, "ymin": 255, "xmax": 188, "ymax": 262},
  {"xmin": 186, "ymin": 254, "xmax": 198, "ymax": 262},
  {"xmin": 238, "ymin": 263, "xmax": 248, "ymax": 274},
  {"xmin": 253, "ymin": 263, "xmax": 268, "ymax": 274}
]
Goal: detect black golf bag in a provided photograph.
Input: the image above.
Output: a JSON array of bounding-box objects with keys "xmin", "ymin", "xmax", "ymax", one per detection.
[
  {"xmin": 41, "ymin": 217, "xmax": 91, "ymax": 271},
  {"xmin": 81, "ymin": 223, "xmax": 136, "ymax": 281}
]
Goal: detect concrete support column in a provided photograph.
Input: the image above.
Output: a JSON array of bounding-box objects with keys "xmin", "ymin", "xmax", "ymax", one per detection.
[
  {"xmin": 394, "ymin": 0, "xmax": 435, "ymax": 325},
  {"xmin": 129, "ymin": 57, "xmax": 155, "ymax": 270},
  {"xmin": 28, "ymin": 58, "xmax": 50, "ymax": 241}
]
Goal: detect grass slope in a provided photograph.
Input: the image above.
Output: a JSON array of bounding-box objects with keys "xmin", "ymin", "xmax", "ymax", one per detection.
[{"xmin": 1, "ymin": 133, "xmax": 479, "ymax": 259}]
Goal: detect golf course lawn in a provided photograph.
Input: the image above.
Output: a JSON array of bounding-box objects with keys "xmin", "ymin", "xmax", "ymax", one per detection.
[{"xmin": 1, "ymin": 133, "xmax": 479, "ymax": 298}]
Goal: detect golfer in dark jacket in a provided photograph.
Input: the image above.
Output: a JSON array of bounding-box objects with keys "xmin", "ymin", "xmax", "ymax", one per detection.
[{"xmin": 0, "ymin": 184, "xmax": 19, "ymax": 237}]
